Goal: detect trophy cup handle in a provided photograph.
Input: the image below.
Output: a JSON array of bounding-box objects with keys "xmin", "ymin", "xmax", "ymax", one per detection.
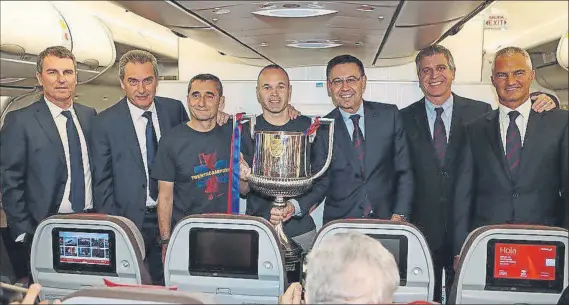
[
  {"xmin": 307, "ymin": 118, "xmax": 334, "ymax": 182},
  {"xmin": 233, "ymin": 113, "xmax": 256, "ymax": 139}
]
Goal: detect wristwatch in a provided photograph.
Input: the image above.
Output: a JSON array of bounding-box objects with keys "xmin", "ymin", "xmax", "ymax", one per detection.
[{"xmin": 160, "ymin": 238, "xmax": 170, "ymax": 245}]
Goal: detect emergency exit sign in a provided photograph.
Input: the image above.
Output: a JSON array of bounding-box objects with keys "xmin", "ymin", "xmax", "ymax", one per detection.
[{"xmin": 485, "ymin": 15, "xmax": 508, "ymax": 29}]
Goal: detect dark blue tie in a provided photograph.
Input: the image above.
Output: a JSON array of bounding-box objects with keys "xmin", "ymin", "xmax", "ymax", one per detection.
[
  {"xmin": 350, "ymin": 114, "xmax": 365, "ymax": 172},
  {"xmin": 142, "ymin": 111, "xmax": 158, "ymax": 201},
  {"xmin": 506, "ymin": 111, "xmax": 522, "ymax": 183},
  {"xmin": 433, "ymin": 107, "xmax": 447, "ymax": 165},
  {"xmin": 350, "ymin": 114, "xmax": 372, "ymax": 217},
  {"xmin": 61, "ymin": 110, "xmax": 85, "ymax": 212}
]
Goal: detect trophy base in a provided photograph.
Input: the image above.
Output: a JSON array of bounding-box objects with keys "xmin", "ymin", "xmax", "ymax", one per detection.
[
  {"xmin": 279, "ymin": 232, "xmax": 303, "ymax": 283},
  {"xmin": 273, "ymin": 197, "xmax": 304, "ymax": 283}
]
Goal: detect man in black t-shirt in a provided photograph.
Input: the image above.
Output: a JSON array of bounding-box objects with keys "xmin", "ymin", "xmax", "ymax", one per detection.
[
  {"xmin": 246, "ymin": 65, "xmax": 318, "ymax": 251},
  {"xmin": 151, "ymin": 74, "xmax": 253, "ymax": 262}
]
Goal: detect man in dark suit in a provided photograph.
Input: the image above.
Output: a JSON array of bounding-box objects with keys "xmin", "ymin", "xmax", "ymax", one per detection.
[
  {"xmin": 0, "ymin": 46, "xmax": 97, "ymax": 283},
  {"xmin": 400, "ymin": 45, "xmax": 491, "ymax": 302},
  {"xmin": 401, "ymin": 45, "xmax": 558, "ymax": 302},
  {"xmin": 90, "ymin": 50, "xmax": 189, "ymax": 285},
  {"xmin": 301, "ymin": 54, "xmax": 413, "ymax": 224},
  {"xmin": 454, "ymin": 46, "xmax": 568, "ymax": 260}
]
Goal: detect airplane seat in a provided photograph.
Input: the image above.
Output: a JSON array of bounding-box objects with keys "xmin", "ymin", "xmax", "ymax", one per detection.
[
  {"xmin": 31, "ymin": 214, "xmax": 152, "ymax": 301},
  {"xmin": 61, "ymin": 287, "xmax": 212, "ymax": 304},
  {"xmin": 111, "ymin": 216, "xmax": 146, "ymax": 260},
  {"xmin": 449, "ymin": 224, "xmax": 568, "ymax": 304},
  {"xmin": 312, "ymin": 219, "xmax": 435, "ymax": 303},
  {"xmin": 164, "ymin": 214, "xmax": 287, "ymax": 304},
  {"xmin": 556, "ymin": 30, "xmax": 568, "ymax": 71}
]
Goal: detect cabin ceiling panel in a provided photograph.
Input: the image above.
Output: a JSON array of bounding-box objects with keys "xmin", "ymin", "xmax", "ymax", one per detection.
[
  {"xmin": 378, "ymin": 21, "xmax": 461, "ymax": 59},
  {"xmin": 112, "ymin": 0, "xmax": 488, "ymax": 67},
  {"xmin": 114, "ymin": 1, "xmax": 206, "ymax": 28},
  {"xmin": 395, "ymin": 1, "xmax": 484, "ymax": 26},
  {"xmin": 169, "ymin": 27, "xmax": 269, "ymax": 60}
]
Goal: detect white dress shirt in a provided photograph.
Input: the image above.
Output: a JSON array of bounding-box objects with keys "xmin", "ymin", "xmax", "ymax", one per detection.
[
  {"xmin": 498, "ymin": 98, "xmax": 532, "ymax": 153},
  {"xmin": 45, "ymin": 99, "xmax": 93, "ymax": 213},
  {"xmin": 127, "ymin": 100, "xmax": 161, "ymax": 207},
  {"xmin": 17, "ymin": 99, "xmax": 94, "ymax": 242}
]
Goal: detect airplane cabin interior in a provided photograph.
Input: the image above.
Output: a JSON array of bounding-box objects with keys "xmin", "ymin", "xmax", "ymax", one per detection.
[{"xmin": 0, "ymin": 1, "xmax": 567, "ymax": 304}]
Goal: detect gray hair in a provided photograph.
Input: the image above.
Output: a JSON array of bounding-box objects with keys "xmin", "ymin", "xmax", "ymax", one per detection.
[
  {"xmin": 118, "ymin": 50, "xmax": 159, "ymax": 81},
  {"xmin": 305, "ymin": 232, "xmax": 400, "ymax": 304},
  {"xmin": 37, "ymin": 46, "xmax": 77, "ymax": 74},
  {"xmin": 492, "ymin": 46, "xmax": 533, "ymax": 73},
  {"xmin": 415, "ymin": 44, "xmax": 456, "ymax": 76}
]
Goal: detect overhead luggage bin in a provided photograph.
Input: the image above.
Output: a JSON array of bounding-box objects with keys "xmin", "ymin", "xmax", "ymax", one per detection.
[
  {"xmin": 31, "ymin": 214, "xmax": 152, "ymax": 301},
  {"xmin": 165, "ymin": 214, "xmax": 287, "ymax": 304},
  {"xmin": 0, "ymin": 1, "xmax": 116, "ymax": 87},
  {"xmin": 449, "ymin": 224, "xmax": 568, "ymax": 304},
  {"xmin": 312, "ymin": 219, "xmax": 435, "ymax": 303}
]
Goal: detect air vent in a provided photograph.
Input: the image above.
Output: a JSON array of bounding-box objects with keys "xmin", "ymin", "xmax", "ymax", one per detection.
[
  {"xmin": 287, "ymin": 40, "xmax": 342, "ymax": 49},
  {"xmin": 252, "ymin": 8, "xmax": 337, "ymax": 18}
]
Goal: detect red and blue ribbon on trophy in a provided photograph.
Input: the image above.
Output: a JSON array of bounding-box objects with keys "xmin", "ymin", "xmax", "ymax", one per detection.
[{"xmin": 227, "ymin": 113, "xmax": 245, "ymax": 214}]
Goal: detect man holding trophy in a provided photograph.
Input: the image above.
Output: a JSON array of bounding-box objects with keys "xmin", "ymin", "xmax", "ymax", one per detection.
[{"xmin": 246, "ymin": 65, "xmax": 318, "ymax": 252}]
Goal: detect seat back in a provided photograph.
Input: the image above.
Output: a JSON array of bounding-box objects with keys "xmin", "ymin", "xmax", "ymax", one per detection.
[
  {"xmin": 31, "ymin": 214, "xmax": 152, "ymax": 300},
  {"xmin": 449, "ymin": 225, "xmax": 568, "ymax": 304},
  {"xmin": 313, "ymin": 219, "xmax": 435, "ymax": 303},
  {"xmin": 165, "ymin": 214, "xmax": 286, "ymax": 304},
  {"xmin": 61, "ymin": 287, "xmax": 211, "ymax": 304}
]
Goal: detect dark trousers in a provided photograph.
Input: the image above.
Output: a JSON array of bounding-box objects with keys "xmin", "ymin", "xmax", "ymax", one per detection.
[
  {"xmin": 432, "ymin": 237, "xmax": 455, "ymax": 303},
  {"xmin": 0, "ymin": 228, "xmax": 30, "ymax": 282},
  {"xmin": 141, "ymin": 207, "xmax": 164, "ymax": 286}
]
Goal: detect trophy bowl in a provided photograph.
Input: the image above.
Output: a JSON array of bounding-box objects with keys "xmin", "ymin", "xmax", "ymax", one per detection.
[{"xmin": 245, "ymin": 118, "xmax": 335, "ymax": 281}]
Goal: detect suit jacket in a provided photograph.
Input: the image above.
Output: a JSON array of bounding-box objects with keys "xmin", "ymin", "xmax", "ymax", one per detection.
[
  {"xmin": 0, "ymin": 98, "xmax": 97, "ymax": 239},
  {"xmin": 400, "ymin": 93, "xmax": 491, "ymax": 253},
  {"xmin": 454, "ymin": 108, "xmax": 568, "ymax": 254},
  {"xmin": 90, "ymin": 96, "xmax": 189, "ymax": 229},
  {"xmin": 298, "ymin": 101, "xmax": 414, "ymax": 224}
]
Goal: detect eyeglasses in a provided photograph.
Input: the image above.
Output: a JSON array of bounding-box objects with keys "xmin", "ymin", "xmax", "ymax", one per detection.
[{"xmin": 329, "ymin": 76, "xmax": 361, "ymax": 87}]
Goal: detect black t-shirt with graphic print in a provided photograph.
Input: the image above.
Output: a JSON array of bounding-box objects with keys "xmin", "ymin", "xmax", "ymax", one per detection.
[{"xmin": 151, "ymin": 120, "xmax": 253, "ymax": 226}]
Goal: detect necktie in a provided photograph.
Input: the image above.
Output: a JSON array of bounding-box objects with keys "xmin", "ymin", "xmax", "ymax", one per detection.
[
  {"xmin": 350, "ymin": 114, "xmax": 372, "ymax": 217},
  {"xmin": 433, "ymin": 107, "xmax": 447, "ymax": 165},
  {"xmin": 506, "ymin": 111, "xmax": 522, "ymax": 182},
  {"xmin": 142, "ymin": 111, "xmax": 158, "ymax": 200},
  {"xmin": 61, "ymin": 110, "xmax": 85, "ymax": 212},
  {"xmin": 350, "ymin": 114, "xmax": 365, "ymax": 172}
]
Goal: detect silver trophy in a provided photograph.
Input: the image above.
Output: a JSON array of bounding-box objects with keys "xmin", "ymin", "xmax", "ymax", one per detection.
[{"xmin": 238, "ymin": 115, "xmax": 334, "ymax": 277}]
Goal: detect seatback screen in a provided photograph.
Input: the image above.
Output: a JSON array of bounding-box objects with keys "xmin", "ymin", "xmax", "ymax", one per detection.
[
  {"xmin": 367, "ymin": 234, "xmax": 408, "ymax": 285},
  {"xmin": 189, "ymin": 228, "xmax": 259, "ymax": 279},
  {"xmin": 486, "ymin": 239, "xmax": 565, "ymax": 293},
  {"xmin": 52, "ymin": 228, "xmax": 116, "ymax": 275}
]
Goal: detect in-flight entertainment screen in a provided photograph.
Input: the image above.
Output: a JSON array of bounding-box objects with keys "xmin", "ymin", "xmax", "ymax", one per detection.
[
  {"xmin": 486, "ymin": 239, "xmax": 565, "ymax": 293},
  {"xmin": 367, "ymin": 234, "xmax": 408, "ymax": 285},
  {"xmin": 189, "ymin": 228, "xmax": 259, "ymax": 279},
  {"xmin": 52, "ymin": 228, "xmax": 116, "ymax": 275}
]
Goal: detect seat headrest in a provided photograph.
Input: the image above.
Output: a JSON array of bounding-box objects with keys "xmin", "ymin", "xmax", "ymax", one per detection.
[
  {"xmin": 45, "ymin": 214, "xmax": 146, "ymax": 260},
  {"xmin": 458, "ymin": 224, "xmax": 567, "ymax": 257},
  {"xmin": 62, "ymin": 287, "xmax": 212, "ymax": 304}
]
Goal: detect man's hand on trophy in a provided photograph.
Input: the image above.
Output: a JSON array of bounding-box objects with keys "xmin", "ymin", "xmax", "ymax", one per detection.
[
  {"xmin": 239, "ymin": 153, "xmax": 251, "ymax": 181},
  {"xmin": 269, "ymin": 202, "xmax": 295, "ymax": 225},
  {"xmin": 216, "ymin": 110, "xmax": 231, "ymax": 126},
  {"xmin": 286, "ymin": 104, "xmax": 301, "ymax": 120}
]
